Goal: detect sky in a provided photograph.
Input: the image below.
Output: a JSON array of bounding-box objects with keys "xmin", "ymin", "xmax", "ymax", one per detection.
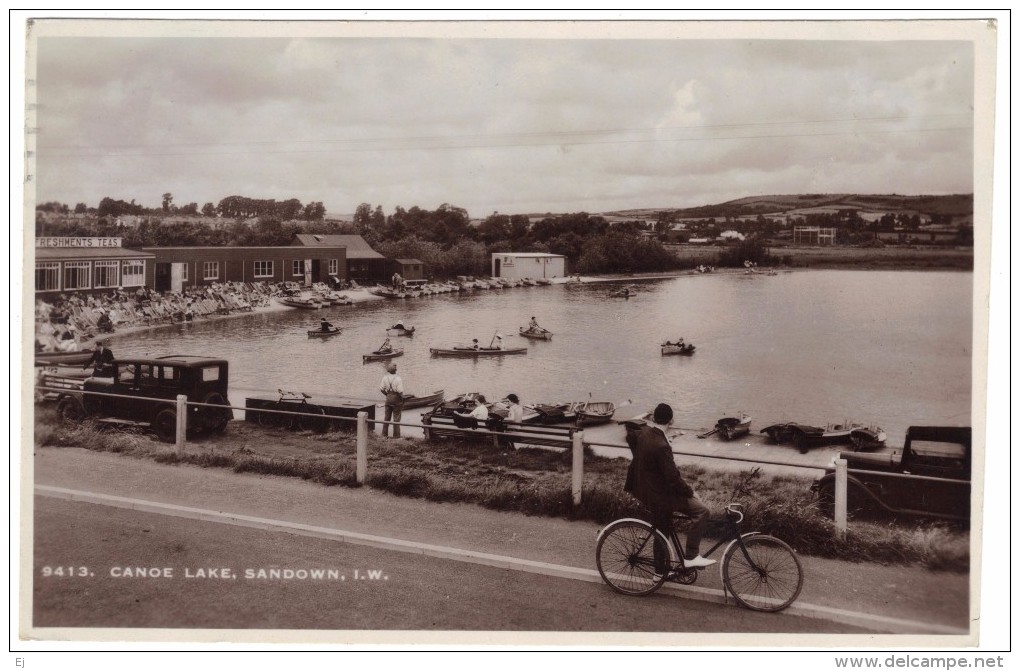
[{"xmin": 30, "ymin": 21, "xmax": 979, "ymax": 218}]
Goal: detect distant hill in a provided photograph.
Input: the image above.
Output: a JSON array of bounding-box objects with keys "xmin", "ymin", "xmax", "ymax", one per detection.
[{"xmin": 608, "ymin": 194, "xmax": 973, "ymax": 220}]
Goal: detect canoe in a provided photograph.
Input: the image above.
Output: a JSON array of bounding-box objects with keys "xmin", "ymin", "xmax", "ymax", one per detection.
[
  {"xmin": 276, "ymin": 296, "xmax": 322, "ymax": 309},
  {"xmin": 715, "ymin": 413, "xmax": 752, "ymax": 441},
  {"xmin": 429, "ymin": 346, "xmax": 527, "ymax": 357},
  {"xmin": 307, "ymin": 328, "xmax": 342, "ymax": 338},
  {"xmin": 35, "ymin": 351, "xmax": 93, "ymax": 366},
  {"xmin": 362, "ymin": 349, "xmax": 404, "ymax": 363},
  {"xmin": 401, "ymin": 389, "xmax": 445, "ymax": 410},
  {"xmin": 570, "ymin": 401, "xmax": 616, "ymax": 427},
  {"xmin": 519, "ymin": 327, "xmax": 553, "ymax": 340},
  {"xmin": 661, "ymin": 342, "xmax": 696, "ymax": 356}
]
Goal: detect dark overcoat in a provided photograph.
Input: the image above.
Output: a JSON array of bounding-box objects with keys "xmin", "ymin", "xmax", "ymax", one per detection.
[{"xmin": 624, "ymin": 423, "xmax": 695, "ymax": 512}]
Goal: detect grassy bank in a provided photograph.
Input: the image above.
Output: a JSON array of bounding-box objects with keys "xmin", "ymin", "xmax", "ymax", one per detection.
[{"xmin": 34, "ymin": 409, "xmax": 969, "ymax": 573}]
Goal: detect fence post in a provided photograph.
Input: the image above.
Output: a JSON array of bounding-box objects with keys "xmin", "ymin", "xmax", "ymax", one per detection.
[
  {"xmin": 175, "ymin": 394, "xmax": 187, "ymax": 455},
  {"xmin": 356, "ymin": 411, "xmax": 368, "ymax": 484},
  {"xmin": 834, "ymin": 457, "xmax": 848, "ymax": 539},
  {"xmin": 572, "ymin": 430, "xmax": 585, "ymax": 506}
]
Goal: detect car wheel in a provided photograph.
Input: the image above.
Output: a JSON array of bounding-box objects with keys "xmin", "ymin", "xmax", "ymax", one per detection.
[
  {"xmin": 153, "ymin": 409, "xmax": 178, "ymax": 443},
  {"xmin": 57, "ymin": 397, "xmax": 86, "ymax": 423},
  {"xmin": 201, "ymin": 392, "xmax": 232, "ymax": 434}
]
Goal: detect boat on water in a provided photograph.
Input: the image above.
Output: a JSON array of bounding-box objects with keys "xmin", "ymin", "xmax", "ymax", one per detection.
[
  {"xmin": 429, "ymin": 345, "xmax": 527, "ymax": 357},
  {"xmin": 400, "ymin": 389, "xmax": 445, "ymax": 410},
  {"xmin": 307, "ymin": 328, "xmax": 342, "ymax": 338},
  {"xmin": 661, "ymin": 341, "xmax": 696, "ymax": 356},
  {"xmin": 570, "ymin": 400, "xmax": 616, "ymax": 427},
  {"xmin": 609, "ymin": 287, "xmax": 635, "ymax": 298},
  {"xmin": 518, "ymin": 326, "xmax": 553, "ymax": 340},
  {"xmin": 276, "ymin": 296, "xmax": 323, "ymax": 309},
  {"xmin": 535, "ymin": 278, "xmax": 552, "ymax": 285},
  {"xmin": 370, "ymin": 285, "xmax": 404, "ymax": 299},
  {"xmin": 363, "ymin": 348, "xmax": 404, "ymax": 363},
  {"xmin": 387, "ymin": 325, "xmax": 416, "ymax": 336},
  {"xmin": 35, "ymin": 350, "xmax": 93, "ymax": 367},
  {"xmin": 715, "ymin": 413, "xmax": 752, "ymax": 441}
]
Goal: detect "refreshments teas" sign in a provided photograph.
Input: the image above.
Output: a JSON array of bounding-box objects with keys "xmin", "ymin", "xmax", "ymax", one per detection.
[{"xmin": 36, "ymin": 237, "xmax": 123, "ymax": 248}]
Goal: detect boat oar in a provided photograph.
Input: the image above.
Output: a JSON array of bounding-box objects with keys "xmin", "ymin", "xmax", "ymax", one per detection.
[{"xmin": 697, "ymin": 428, "xmax": 718, "ymax": 439}]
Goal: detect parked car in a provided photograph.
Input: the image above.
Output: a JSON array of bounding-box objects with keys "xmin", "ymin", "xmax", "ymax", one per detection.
[
  {"xmin": 52, "ymin": 355, "xmax": 233, "ymax": 443},
  {"xmin": 811, "ymin": 426, "xmax": 971, "ymax": 523}
]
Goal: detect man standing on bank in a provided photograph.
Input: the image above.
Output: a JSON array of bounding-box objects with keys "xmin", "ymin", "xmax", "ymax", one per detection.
[
  {"xmin": 624, "ymin": 403, "xmax": 715, "ymax": 569},
  {"xmin": 380, "ymin": 362, "xmax": 404, "ymax": 438},
  {"xmin": 83, "ymin": 340, "xmax": 115, "ymax": 377}
]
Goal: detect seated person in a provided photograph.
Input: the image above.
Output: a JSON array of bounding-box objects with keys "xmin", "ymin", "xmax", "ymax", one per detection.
[
  {"xmin": 528, "ymin": 316, "xmax": 541, "ymax": 331},
  {"xmin": 453, "ymin": 394, "xmax": 489, "ymax": 428},
  {"xmin": 378, "ymin": 338, "xmax": 393, "ymax": 353},
  {"xmin": 320, "ymin": 317, "xmax": 335, "ymax": 332},
  {"xmin": 471, "ymin": 338, "xmax": 480, "ymax": 350},
  {"xmin": 392, "ymin": 321, "xmax": 405, "ymax": 330},
  {"xmin": 504, "ymin": 393, "xmax": 524, "ymax": 423},
  {"xmin": 494, "ymin": 335, "xmax": 504, "ymax": 350}
]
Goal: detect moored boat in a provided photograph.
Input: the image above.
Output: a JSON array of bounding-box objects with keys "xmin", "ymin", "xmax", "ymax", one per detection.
[
  {"xmin": 570, "ymin": 400, "xmax": 616, "ymax": 427},
  {"xmin": 429, "ymin": 345, "xmax": 527, "ymax": 357},
  {"xmin": 524, "ymin": 403, "xmax": 577, "ymax": 425},
  {"xmin": 400, "ymin": 389, "xmax": 445, "ymax": 410},
  {"xmin": 518, "ymin": 326, "xmax": 553, "ymax": 340},
  {"xmin": 35, "ymin": 350, "xmax": 93, "ymax": 367},
  {"xmin": 362, "ymin": 348, "xmax": 404, "ymax": 363},
  {"xmin": 715, "ymin": 413, "xmax": 752, "ymax": 441},
  {"xmin": 276, "ymin": 296, "xmax": 323, "ymax": 309}
]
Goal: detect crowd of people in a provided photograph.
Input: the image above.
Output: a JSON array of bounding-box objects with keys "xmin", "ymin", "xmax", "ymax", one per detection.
[{"xmin": 34, "ymin": 282, "xmax": 283, "ymax": 353}]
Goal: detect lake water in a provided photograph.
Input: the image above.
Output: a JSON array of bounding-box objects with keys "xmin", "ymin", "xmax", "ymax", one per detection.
[{"xmin": 110, "ymin": 270, "xmax": 973, "ymax": 443}]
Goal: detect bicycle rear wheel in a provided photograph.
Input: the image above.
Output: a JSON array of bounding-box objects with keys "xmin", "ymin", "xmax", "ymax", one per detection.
[
  {"xmin": 595, "ymin": 520, "xmax": 671, "ymax": 596},
  {"xmin": 297, "ymin": 405, "xmax": 329, "ymax": 432},
  {"xmin": 722, "ymin": 535, "xmax": 804, "ymax": 612}
]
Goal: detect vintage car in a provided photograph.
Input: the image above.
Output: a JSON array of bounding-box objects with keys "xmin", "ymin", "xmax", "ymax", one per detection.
[
  {"xmin": 53, "ymin": 355, "xmax": 233, "ymax": 443},
  {"xmin": 811, "ymin": 426, "xmax": 971, "ymax": 523}
]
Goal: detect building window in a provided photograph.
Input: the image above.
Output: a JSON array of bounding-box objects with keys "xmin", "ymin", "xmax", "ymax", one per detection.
[
  {"xmin": 94, "ymin": 261, "xmax": 120, "ymax": 289},
  {"xmin": 254, "ymin": 260, "xmax": 273, "ymax": 278},
  {"xmin": 180, "ymin": 263, "xmax": 188, "ymax": 281},
  {"xmin": 35, "ymin": 262, "xmax": 60, "ymax": 292},
  {"xmin": 292, "ymin": 259, "xmax": 305, "ymax": 276},
  {"xmin": 122, "ymin": 260, "xmax": 145, "ymax": 287},
  {"xmin": 203, "ymin": 261, "xmax": 219, "ymax": 281},
  {"xmin": 328, "ymin": 259, "xmax": 338, "ymax": 275},
  {"xmin": 63, "ymin": 261, "xmax": 91, "ymax": 290}
]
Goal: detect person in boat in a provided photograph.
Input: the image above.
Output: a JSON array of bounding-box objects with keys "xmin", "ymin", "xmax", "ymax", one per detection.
[
  {"xmin": 319, "ymin": 317, "xmax": 335, "ymax": 332},
  {"xmin": 378, "ymin": 337, "xmax": 393, "ymax": 353},
  {"xmin": 83, "ymin": 340, "xmax": 115, "ymax": 377},
  {"xmin": 494, "ymin": 335, "xmax": 504, "ymax": 350},
  {"xmin": 624, "ymin": 403, "xmax": 715, "ymax": 571},
  {"xmin": 528, "ymin": 316, "xmax": 544, "ymax": 333},
  {"xmin": 379, "ymin": 362, "xmax": 404, "ymax": 438},
  {"xmin": 471, "ymin": 338, "xmax": 480, "ymax": 350},
  {"xmin": 392, "ymin": 320, "xmax": 406, "ymax": 331}
]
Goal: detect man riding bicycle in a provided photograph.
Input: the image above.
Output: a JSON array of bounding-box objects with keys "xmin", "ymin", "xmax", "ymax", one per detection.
[{"xmin": 624, "ymin": 403, "xmax": 715, "ymax": 570}]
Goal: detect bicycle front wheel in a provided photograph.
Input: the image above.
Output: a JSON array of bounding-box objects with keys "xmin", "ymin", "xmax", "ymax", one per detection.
[
  {"xmin": 722, "ymin": 535, "xmax": 804, "ymax": 612},
  {"xmin": 595, "ymin": 520, "xmax": 671, "ymax": 596}
]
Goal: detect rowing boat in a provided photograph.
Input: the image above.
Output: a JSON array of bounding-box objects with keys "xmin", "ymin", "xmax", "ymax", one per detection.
[
  {"xmin": 401, "ymin": 389, "xmax": 445, "ymax": 410},
  {"xmin": 276, "ymin": 296, "xmax": 323, "ymax": 309},
  {"xmin": 570, "ymin": 400, "xmax": 616, "ymax": 427},
  {"xmin": 362, "ymin": 349, "xmax": 404, "ymax": 363},
  {"xmin": 307, "ymin": 328, "xmax": 342, "ymax": 338},
  {"xmin": 429, "ymin": 346, "xmax": 527, "ymax": 357},
  {"xmin": 661, "ymin": 342, "xmax": 696, "ymax": 356},
  {"xmin": 715, "ymin": 413, "xmax": 752, "ymax": 441},
  {"xmin": 387, "ymin": 326, "xmax": 416, "ymax": 336},
  {"xmin": 518, "ymin": 326, "xmax": 553, "ymax": 340},
  {"xmin": 35, "ymin": 350, "xmax": 93, "ymax": 366}
]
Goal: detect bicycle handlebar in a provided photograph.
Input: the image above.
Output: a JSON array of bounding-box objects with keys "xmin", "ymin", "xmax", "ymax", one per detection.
[{"xmin": 726, "ymin": 503, "xmax": 745, "ymax": 525}]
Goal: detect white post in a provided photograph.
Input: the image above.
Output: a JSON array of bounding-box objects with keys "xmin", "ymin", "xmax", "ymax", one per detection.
[
  {"xmin": 834, "ymin": 458, "xmax": 848, "ymax": 539},
  {"xmin": 356, "ymin": 411, "xmax": 368, "ymax": 484},
  {"xmin": 572, "ymin": 430, "xmax": 585, "ymax": 506},
  {"xmin": 175, "ymin": 394, "xmax": 187, "ymax": 455}
]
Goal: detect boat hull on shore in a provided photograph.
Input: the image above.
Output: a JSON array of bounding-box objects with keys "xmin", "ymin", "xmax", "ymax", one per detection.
[
  {"xmin": 35, "ymin": 351, "xmax": 92, "ymax": 366},
  {"xmin": 401, "ymin": 389, "xmax": 445, "ymax": 409},
  {"xmin": 716, "ymin": 413, "xmax": 752, "ymax": 441}
]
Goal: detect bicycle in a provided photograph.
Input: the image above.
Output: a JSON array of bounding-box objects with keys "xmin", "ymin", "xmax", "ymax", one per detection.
[
  {"xmin": 595, "ymin": 503, "xmax": 804, "ymax": 612},
  {"xmin": 256, "ymin": 389, "xmax": 329, "ymax": 432}
]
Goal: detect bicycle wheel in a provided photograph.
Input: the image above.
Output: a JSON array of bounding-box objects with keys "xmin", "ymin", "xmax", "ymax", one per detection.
[
  {"xmin": 595, "ymin": 520, "xmax": 671, "ymax": 596},
  {"xmin": 256, "ymin": 403, "xmax": 279, "ymax": 427},
  {"xmin": 297, "ymin": 405, "xmax": 328, "ymax": 432},
  {"xmin": 722, "ymin": 535, "xmax": 804, "ymax": 612}
]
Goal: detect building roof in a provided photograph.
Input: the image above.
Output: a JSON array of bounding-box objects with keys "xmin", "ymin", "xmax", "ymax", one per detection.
[
  {"xmin": 291, "ymin": 234, "xmax": 386, "ymax": 260},
  {"xmin": 35, "ymin": 247, "xmax": 155, "ymax": 260},
  {"xmin": 394, "ymin": 258, "xmax": 424, "ymax": 265},
  {"xmin": 491, "ymin": 252, "xmax": 565, "ymax": 258}
]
